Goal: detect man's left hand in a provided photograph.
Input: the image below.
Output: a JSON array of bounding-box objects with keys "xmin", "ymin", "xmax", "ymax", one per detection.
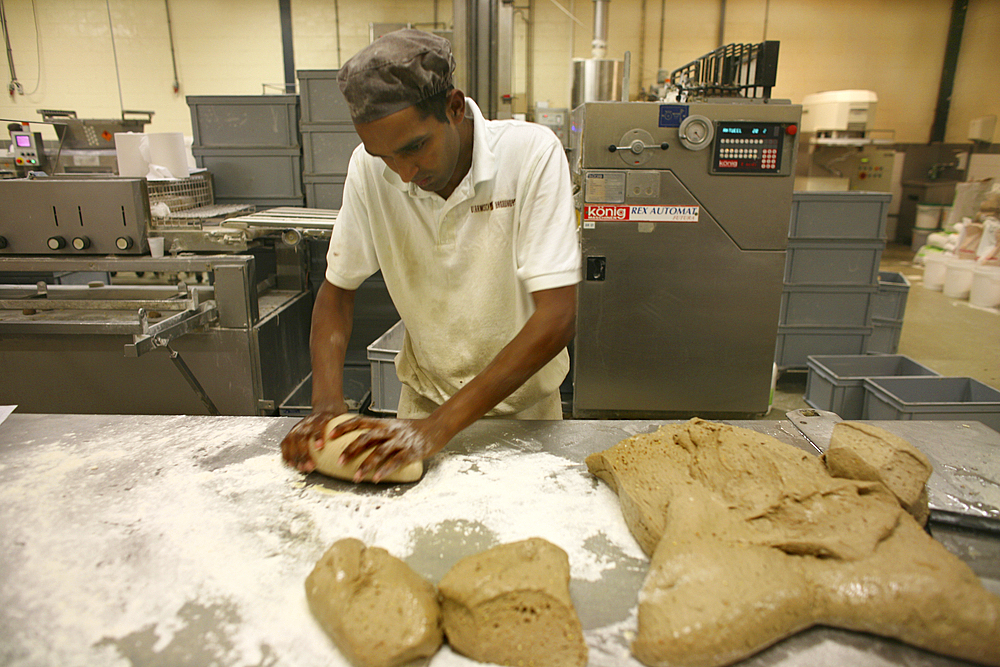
[{"xmin": 331, "ymin": 416, "xmax": 446, "ymax": 483}]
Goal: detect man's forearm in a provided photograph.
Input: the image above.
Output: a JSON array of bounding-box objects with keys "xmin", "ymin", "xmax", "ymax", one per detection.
[
  {"xmin": 310, "ymin": 281, "xmax": 356, "ymax": 413},
  {"xmin": 426, "ymin": 284, "xmax": 577, "ymax": 443}
]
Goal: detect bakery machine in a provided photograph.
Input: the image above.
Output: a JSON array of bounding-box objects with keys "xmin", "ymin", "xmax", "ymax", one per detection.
[
  {"xmin": 571, "ymin": 42, "xmax": 800, "ymax": 418},
  {"xmin": 37, "ymin": 108, "xmax": 154, "ymax": 174},
  {"xmin": 0, "ymin": 177, "xmax": 327, "ymax": 416}
]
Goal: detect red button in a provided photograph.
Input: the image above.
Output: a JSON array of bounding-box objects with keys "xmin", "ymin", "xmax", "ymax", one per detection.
[{"xmin": 786, "ymin": 125, "xmax": 798, "ymax": 136}]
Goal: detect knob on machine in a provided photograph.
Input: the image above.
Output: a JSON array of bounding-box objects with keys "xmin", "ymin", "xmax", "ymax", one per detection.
[{"xmin": 47, "ymin": 236, "xmax": 66, "ymax": 250}]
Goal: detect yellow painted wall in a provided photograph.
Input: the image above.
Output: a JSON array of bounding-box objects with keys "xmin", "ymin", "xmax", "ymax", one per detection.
[{"xmin": 0, "ymin": 0, "xmax": 995, "ymax": 145}]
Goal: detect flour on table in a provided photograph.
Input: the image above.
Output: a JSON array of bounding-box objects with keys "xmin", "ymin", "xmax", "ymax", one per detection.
[{"xmin": 0, "ymin": 415, "xmax": 645, "ymax": 667}]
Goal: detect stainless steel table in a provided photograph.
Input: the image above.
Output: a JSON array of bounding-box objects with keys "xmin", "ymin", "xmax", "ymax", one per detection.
[{"xmin": 0, "ymin": 413, "xmax": 997, "ymax": 667}]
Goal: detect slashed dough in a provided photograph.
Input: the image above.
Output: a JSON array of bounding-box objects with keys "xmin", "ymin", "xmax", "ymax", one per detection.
[
  {"xmin": 438, "ymin": 537, "xmax": 588, "ymax": 667},
  {"xmin": 309, "ymin": 413, "xmax": 422, "ymax": 483},
  {"xmin": 587, "ymin": 418, "xmax": 1000, "ymax": 667},
  {"xmin": 305, "ymin": 538, "xmax": 442, "ymax": 667}
]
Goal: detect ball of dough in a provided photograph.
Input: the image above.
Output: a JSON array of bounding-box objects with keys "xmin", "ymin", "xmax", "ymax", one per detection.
[
  {"xmin": 305, "ymin": 538, "xmax": 443, "ymax": 667},
  {"xmin": 438, "ymin": 537, "xmax": 588, "ymax": 667},
  {"xmin": 308, "ymin": 414, "xmax": 422, "ymax": 483}
]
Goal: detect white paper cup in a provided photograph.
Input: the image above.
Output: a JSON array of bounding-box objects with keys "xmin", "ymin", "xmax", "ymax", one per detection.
[{"xmin": 148, "ymin": 236, "xmax": 165, "ymax": 258}]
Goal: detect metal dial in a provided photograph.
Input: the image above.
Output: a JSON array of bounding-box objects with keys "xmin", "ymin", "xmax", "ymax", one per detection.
[{"xmin": 679, "ymin": 115, "xmax": 715, "ymax": 150}]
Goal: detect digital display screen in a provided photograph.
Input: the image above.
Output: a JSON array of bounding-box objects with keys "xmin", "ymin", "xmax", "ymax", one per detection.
[
  {"xmin": 712, "ymin": 122, "xmax": 784, "ymax": 174},
  {"xmin": 15, "ymin": 134, "xmax": 32, "ymax": 148}
]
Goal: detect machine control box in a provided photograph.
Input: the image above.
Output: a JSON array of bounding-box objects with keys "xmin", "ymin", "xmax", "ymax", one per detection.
[{"xmin": 711, "ymin": 121, "xmax": 789, "ymax": 174}]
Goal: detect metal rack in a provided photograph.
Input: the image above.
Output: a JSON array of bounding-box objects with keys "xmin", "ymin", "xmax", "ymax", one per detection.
[{"xmin": 670, "ymin": 41, "xmax": 780, "ymax": 100}]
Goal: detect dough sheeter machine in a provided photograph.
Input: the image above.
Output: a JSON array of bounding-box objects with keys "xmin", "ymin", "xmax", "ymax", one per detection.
[{"xmin": 0, "ymin": 173, "xmax": 341, "ymax": 416}]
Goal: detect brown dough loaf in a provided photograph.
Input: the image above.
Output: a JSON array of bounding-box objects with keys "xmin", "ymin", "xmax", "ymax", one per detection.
[
  {"xmin": 438, "ymin": 537, "xmax": 588, "ymax": 667},
  {"xmin": 588, "ymin": 418, "xmax": 1000, "ymax": 667},
  {"xmin": 824, "ymin": 421, "xmax": 932, "ymax": 524},
  {"xmin": 309, "ymin": 414, "xmax": 423, "ymax": 484},
  {"xmin": 305, "ymin": 538, "xmax": 442, "ymax": 667}
]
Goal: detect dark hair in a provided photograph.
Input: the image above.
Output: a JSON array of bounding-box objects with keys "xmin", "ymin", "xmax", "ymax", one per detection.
[{"xmin": 414, "ymin": 88, "xmax": 453, "ymax": 123}]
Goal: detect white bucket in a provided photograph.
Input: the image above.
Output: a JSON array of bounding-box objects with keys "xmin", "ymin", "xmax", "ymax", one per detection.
[
  {"xmin": 923, "ymin": 253, "xmax": 948, "ymax": 291},
  {"xmin": 915, "ymin": 204, "xmax": 942, "ymax": 230},
  {"xmin": 943, "ymin": 257, "xmax": 976, "ymax": 299},
  {"xmin": 970, "ymin": 265, "xmax": 1000, "ymax": 308}
]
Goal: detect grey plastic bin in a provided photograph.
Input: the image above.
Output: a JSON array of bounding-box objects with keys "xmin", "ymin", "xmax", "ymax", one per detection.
[
  {"xmin": 367, "ymin": 321, "xmax": 405, "ymax": 415},
  {"xmin": 784, "ymin": 239, "xmax": 885, "ymax": 286},
  {"xmin": 302, "ymin": 128, "xmax": 362, "ymax": 175},
  {"xmin": 187, "ymin": 95, "xmax": 300, "ymax": 149},
  {"xmin": 863, "ymin": 376, "xmax": 1000, "ymax": 432},
  {"xmin": 775, "ymin": 326, "xmax": 871, "ymax": 369},
  {"xmin": 788, "ymin": 191, "xmax": 891, "ymax": 240},
  {"xmin": 304, "ymin": 175, "xmax": 346, "ymax": 209},
  {"xmin": 805, "ymin": 354, "xmax": 939, "ymax": 419},
  {"xmin": 780, "ymin": 285, "xmax": 875, "ymax": 327},
  {"xmin": 867, "ymin": 317, "xmax": 903, "ymax": 354},
  {"xmin": 871, "ymin": 271, "xmax": 910, "ymax": 321},
  {"xmin": 194, "ymin": 149, "xmax": 304, "ymax": 199},
  {"xmin": 297, "ymin": 70, "xmax": 353, "ymax": 124}
]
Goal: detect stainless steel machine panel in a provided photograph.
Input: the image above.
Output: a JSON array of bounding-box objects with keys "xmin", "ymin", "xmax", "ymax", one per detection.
[
  {"xmin": 0, "ymin": 178, "xmax": 150, "ymax": 254},
  {"xmin": 572, "ymin": 100, "xmax": 801, "ymax": 418}
]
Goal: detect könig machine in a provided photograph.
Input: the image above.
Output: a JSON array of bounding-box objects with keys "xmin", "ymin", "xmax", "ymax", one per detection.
[{"xmin": 571, "ymin": 42, "xmax": 801, "ymax": 418}]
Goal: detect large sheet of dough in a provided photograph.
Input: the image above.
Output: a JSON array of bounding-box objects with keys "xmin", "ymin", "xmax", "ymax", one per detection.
[{"xmin": 586, "ymin": 418, "xmax": 1000, "ymax": 667}]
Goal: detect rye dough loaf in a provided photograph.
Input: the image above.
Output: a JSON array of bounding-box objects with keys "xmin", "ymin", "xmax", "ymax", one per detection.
[
  {"xmin": 305, "ymin": 538, "xmax": 442, "ymax": 667},
  {"xmin": 824, "ymin": 421, "xmax": 932, "ymax": 524},
  {"xmin": 438, "ymin": 537, "xmax": 588, "ymax": 667},
  {"xmin": 309, "ymin": 414, "xmax": 423, "ymax": 484},
  {"xmin": 587, "ymin": 418, "xmax": 1000, "ymax": 667}
]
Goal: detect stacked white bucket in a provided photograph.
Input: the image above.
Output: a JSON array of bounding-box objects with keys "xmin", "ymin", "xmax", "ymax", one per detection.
[{"xmin": 924, "ymin": 253, "xmax": 1000, "ymax": 308}]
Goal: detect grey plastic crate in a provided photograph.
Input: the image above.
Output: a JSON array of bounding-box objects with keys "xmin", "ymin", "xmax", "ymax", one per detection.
[
  {"xmin": 194, "ymin": 150, "xmax": 303, "ymax": 198},
  {"xmin": 297, "ymin": 70, "xmax": 353, "ymax": 124},
  {"xmin": 302, "ymin": 127, "xmax": 361, "ymax": 175},
  {"xmin": 872, "ymin": 271, "xmax": 910, "ymax": 321},
  {"xmin": 863, "ymin": 376, "xmax": 1000, "ymax": 432},
  {"xmin": 867, "ymin": 317, "xmax": 903, "ymax": 354},
  {"xmin": 367, "ymin": 320, "xmax": 405, "ymax": 415},
  {"xmin": 304, "ymin": 175, "xmax": 346, "ymax": 209},
  {"xmin": 805, "ymin": 354, "xmax": 939, "ymax": 419},
  {"xmin": 775, "ymin": 326, "xmax": 872, "ymax": 369},
  {"xmin": 784, "ymin": 239, "xmax": 884, "ymax": 286},
  {"xmin": 779, "ymin": 285, "xmax": 875, "ymax": 327},
  {"xmin": 187, "ymin": 95, "xmax": 300, "ymax": 149},
  {"xmin": 788, "ymin": 191, "xmax": 892, "ymax": 240}
]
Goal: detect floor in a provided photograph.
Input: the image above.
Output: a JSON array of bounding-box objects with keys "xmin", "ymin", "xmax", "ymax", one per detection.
[{"xmin": 766, "ymin": 242, "xmax": 1000, "ymax": 418}]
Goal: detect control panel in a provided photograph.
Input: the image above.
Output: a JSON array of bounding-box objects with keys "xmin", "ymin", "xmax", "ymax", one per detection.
[
  {"xmin": 710, "ymin": 121, "xmax": 795, "ymax": 175},
  {"xmin": 10, "ymin": 131, "xmax": 46, "ymax": 169}
]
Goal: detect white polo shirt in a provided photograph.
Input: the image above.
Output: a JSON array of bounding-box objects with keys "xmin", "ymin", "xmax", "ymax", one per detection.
[{"xmin": 325, "ymin": 98, "xmax": 581, "ymax": 415}]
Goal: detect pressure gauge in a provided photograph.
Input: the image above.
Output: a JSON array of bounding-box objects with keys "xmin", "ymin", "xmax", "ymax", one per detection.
[{"xmin": 678, "ymin": 115, "xmax": 714, "ymax": 150}]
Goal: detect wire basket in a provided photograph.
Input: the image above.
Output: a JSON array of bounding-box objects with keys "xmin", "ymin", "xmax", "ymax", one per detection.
[
  {"xmin": 670, "ymin": 41, "xmax": 780, "ymax": 100},
  {"xmin": 147, "ymin": 171, "xmax": 214, "ymax": 213}
]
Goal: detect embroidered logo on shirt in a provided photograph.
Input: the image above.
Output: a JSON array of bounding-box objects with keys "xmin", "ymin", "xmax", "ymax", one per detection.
[{"xmin": 471, "ymin": 198, "xmax": 516, "ymax": 213}]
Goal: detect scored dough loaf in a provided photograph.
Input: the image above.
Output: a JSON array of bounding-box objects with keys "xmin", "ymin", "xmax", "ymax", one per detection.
[
  {"xmin": 305, "ymin": 538, "xmax": 443, "ymax": 667},
  {"xmin": 309, "ymin": 413, "xmax": 422, "ymax": 483},
  {"xmin": 823, "ymin": 421, "xmax": 932, "ymax": 524},
  {"xmin": 438, "ymin": 537, "xmax": 588, "ymax": 667}
]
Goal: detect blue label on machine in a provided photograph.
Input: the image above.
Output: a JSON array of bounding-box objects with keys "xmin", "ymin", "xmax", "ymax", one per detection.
[{"xmin": 658, "ymin": 105, "xmax": 688, "ymax": 127}]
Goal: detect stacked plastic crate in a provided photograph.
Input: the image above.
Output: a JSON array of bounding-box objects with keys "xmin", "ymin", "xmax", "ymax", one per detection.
[
  {"xmin": 187, "ymin": 95, "xmax": 304, "ymax": 208},
  {"xmin": 775, "ymin": 191, "xmax": 892, "ymax": 368},
  {"xmin": 297, "ymin": 70, "xmax": 362, "ymax": 210}
]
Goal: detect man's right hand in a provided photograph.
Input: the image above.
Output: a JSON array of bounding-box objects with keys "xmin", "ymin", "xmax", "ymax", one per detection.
[{"xmin": 280, "ymin": 408, "xmax": 346, "ymax": 472}]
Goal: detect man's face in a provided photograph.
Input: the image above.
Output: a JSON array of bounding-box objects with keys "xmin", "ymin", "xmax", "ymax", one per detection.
[{"xmin": 355, "ymin": 95, "xmax": 463, "ymax": 195}]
